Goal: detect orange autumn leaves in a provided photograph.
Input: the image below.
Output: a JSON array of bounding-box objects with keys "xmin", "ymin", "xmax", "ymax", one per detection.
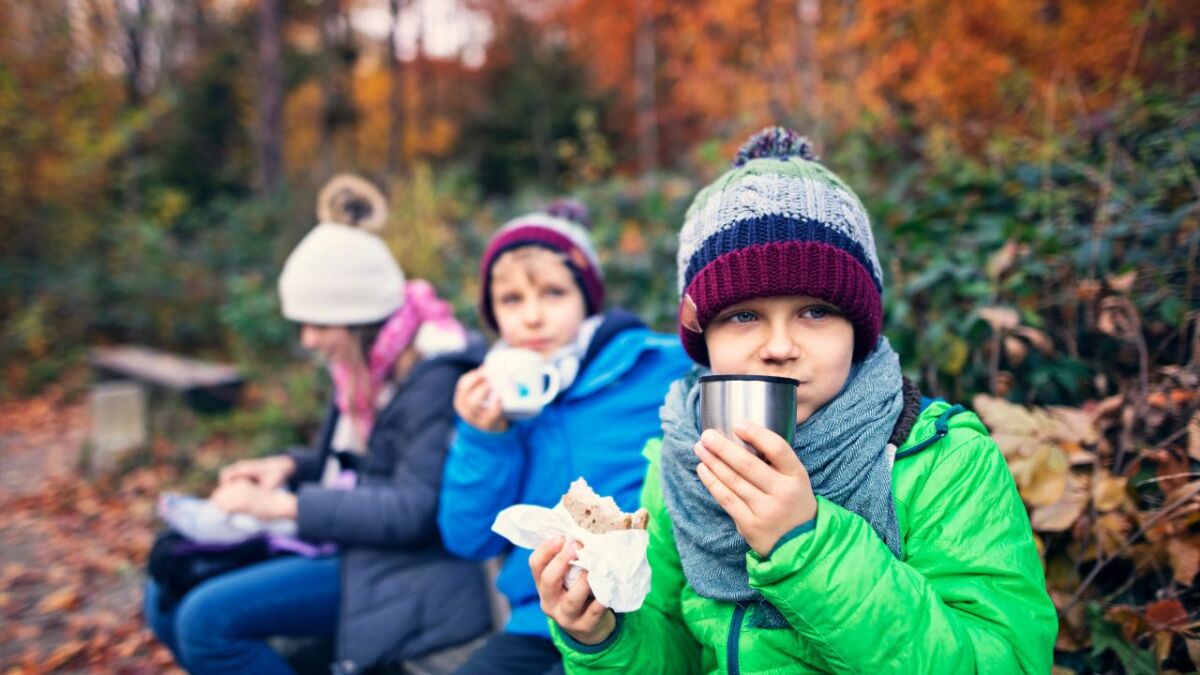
[{"xmin": 529, "ymin": 0, "xmax": 1192, "ymax": 152}]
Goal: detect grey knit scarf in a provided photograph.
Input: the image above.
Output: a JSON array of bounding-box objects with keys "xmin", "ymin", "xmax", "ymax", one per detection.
[{"xmin": 659, "ymin": 337, "xmax": 905, "ymax": 628}]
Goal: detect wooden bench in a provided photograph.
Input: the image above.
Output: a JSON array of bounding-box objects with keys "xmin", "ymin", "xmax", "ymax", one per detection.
[
  {"xmin": 86, "ymin": 345, "xmax": 245, "ymax": 472},
  {"xmin": 90, "ymin": 345, "xmax": 245, "ymax": 412}
]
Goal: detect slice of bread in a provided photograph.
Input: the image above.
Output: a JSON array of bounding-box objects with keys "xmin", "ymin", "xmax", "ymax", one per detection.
[{"xmin": 561, "ymin": 478, "xmax": 649, "ymax": 534}]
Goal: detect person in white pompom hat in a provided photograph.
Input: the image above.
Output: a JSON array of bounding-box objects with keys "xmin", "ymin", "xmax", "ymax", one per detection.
[{"xmin": 144, "ymin": 174, "xmax": 491, "ymax": 674}]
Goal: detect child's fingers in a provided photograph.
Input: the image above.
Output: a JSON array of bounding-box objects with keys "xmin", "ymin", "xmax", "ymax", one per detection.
[
  {"xmin": 694, "ymin": 442, "xmax": 767, "ymax": 509},
  {"xmin": 538, "ymin": 541, "xmax": 579, "ymax": 593},
  {"xmin": 559, "ymin": 568, "xmax": 593, "ymax": 618},
  {"xmin": 583, "ymin": 596, "xmax": 610, "ymax": 621},
  {"xmin": 696, "ymin": 462, "xmax": 754, "ymax": 523},
  {"xmin": 732, "ymin": 422, "xmax": 804, "ymax": 475},
  {"xmin": 699, "ymin": 429, "xmax": 776, "ymax": 492},
  {"xmin": 529, "ymin": 537, "xmax": 565, "ymax": 582}
]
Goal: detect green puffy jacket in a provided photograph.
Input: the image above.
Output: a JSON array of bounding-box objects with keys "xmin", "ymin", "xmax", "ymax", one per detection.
[{"xmin": 551, "ymin": 402, "xmax": 1057, "ymax": 674}]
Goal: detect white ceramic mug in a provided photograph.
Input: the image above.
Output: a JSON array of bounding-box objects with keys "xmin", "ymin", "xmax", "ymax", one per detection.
[{"xmin": 484, "ymin": 347, "xmax": 561, "ymax": 420}]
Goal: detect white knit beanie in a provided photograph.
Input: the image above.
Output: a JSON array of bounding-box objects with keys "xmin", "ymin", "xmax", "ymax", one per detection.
[{"xmin": 278, "ymin": 222, "xmax": 406, "ymax": 325}]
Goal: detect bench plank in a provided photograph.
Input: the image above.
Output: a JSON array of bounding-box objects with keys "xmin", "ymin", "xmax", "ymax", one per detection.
[{"xmin": 90, "ymin": 345, "xmax": 243, "ymax": 391}]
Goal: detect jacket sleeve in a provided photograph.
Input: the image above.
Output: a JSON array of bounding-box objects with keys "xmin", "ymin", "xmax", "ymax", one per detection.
[
  {"xmin": 437, "ymin": 420, "xmax": 529, "ymax": 560},
  {"xmin": 748, "ymin": 433, "xmax": 1057, "ymax": 674},
  {"xmin": 294, "ymin": 371, "xmax": 457, "ymax": 548},
  {"xmin": 553, "ymin": 439, "xmax": 703, "ymax": 674}
]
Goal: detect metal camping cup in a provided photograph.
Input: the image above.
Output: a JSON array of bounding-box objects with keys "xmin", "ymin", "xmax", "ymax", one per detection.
[{"xmin": 699, "ymin": 375, "xmax": 799, "ymax": 453}]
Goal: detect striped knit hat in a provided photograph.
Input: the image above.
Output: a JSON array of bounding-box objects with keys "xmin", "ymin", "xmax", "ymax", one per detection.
[
  {"xmin": 677, "ymin": 127, "xmax": 883, "ymax": 365},
  {"xmin": 479, "ymin": 199, "xmax": 605, "ymax": 332}
]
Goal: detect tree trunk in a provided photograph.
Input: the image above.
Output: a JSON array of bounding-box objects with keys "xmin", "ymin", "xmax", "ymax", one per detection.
[
  {"xmin": 257, "ymin": 0, "xmax": 283, "ymax": 195},
  {"xmin": 387, "ymin": 0, "xmax": 406, "ymax": 179},
  {"xmin": 119, "ymin": 0, "xmax": 152, "ymax": 215},
  {"xmin": 633, "ymin": 0, "xmax": 658, "ymax": 177},
  {"xmin": 318, "ymin": 0, "xmax": 338, "ymax": 179},
  {"xmin": 796, "ymin": 0, "xmax": 821, "ymax": 135}
]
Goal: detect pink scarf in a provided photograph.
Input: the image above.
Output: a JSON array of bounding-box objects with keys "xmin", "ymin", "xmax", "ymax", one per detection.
[{"xmin": 329, "ymin": 280, "xmax": 466, "ymax": 446}]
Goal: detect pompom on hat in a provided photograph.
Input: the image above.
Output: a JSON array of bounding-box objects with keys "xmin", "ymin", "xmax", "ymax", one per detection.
[
  {"xmin": 676, "ymin": 126, "xmax": 884, "ymax": 365},
  {"xmin": 477, "ymin": 198, "xmax": 605, "ymax": 332},
  {"xmin": 279, "ymin": 174, "xmax": 406, "ymax": 326}
]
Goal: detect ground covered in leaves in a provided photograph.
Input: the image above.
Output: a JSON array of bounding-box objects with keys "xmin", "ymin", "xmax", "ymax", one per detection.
[{"xmin": 0, "ymin": 388, "xmax": 181, "ymax": 674}]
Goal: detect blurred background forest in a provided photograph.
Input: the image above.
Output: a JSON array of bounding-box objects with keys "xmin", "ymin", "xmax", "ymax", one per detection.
[{"xmin": 0, "ymin": 0, "xmax": 1198, "ymax": 672}]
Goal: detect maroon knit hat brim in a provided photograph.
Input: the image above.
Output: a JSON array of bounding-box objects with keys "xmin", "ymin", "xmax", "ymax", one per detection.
[
  {"xmin": 478, "ymin": 226, "xmax": 605, "ymax": 332},
  {"xmin": 679, "ymin": 241, "xmax": 882, "ymax": 365}
]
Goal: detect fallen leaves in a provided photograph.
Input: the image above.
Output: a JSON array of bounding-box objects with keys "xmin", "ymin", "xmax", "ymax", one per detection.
[{"xmin": 0, "ymin": 388, "xmax": 183, "ymax": 673}]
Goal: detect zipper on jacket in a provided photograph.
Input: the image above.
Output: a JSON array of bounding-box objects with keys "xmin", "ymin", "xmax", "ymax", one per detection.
[{"xmin": 727, "ymin": 602, "xmax": 747, "ymax": 675}]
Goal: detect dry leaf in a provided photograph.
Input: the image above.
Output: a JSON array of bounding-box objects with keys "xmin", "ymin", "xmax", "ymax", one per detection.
[
  {"xmin": 1166, "ymin": 536, "xmax": 1200, "ymax": 585},
  {"xmin": 1145, "ymin": 598, "xmax": 1190, "ymax": 632},
  {"xmin": 1004, "ymin": 335, "xmax": 1029, "ymax": 363},
  {"xmin": 1076, "ymin": 278, "xmax": 1102, "ymax": 301},
  {"xmin": 1107, "ymin": 270, "xmax": 1138, "ymax": 294},
  {"xmin": 1106, "ymin": 604, "xmax": 1145, "ymax": 643},
  {"xmin": 1020, "ymin": 444, "xmax": 1071, "ymax": 506},
  {"xmin": 1014, "ymin": 326, "xmax": 1055, "ymax": 354},
  {"xmin": 978, "ymin": 306, "xmax": 1020, "ymax": 332},
  {"xmin": 1093, "ymin": 471, "xmax": 1128, "ymax": 512},
  {"xmin": 39, "ymin": 640, "xmax": 86, "ymax": 670},
  {"xmin": 1188, "ymin": 412, "xmax": 1200, "ymax": 462},
  {"xmin": 1154, "ymin": 630, "xmax": 1174, "ymax": 664},
  {"xmin": 1095, "ymin": 512, "xmax": 1132, "ymax": 557},
  {"xmin": 1031, "ymin": 474, "xmax": 1089, "ymax": 532},
  {"xmin": 1098, "ymin": 296, "xmax": 1141, "ymax": 340},
  {"xmin": 987, "ymin": 240, "xmax": 1020, "ymax": 279},
  {"xmin": 1186, "ymin": 638, "xmax": 1200, "ymax": 670},
  {"xmin": 36, "ymin": 586, "xmax": 81, "ymax": 614}
]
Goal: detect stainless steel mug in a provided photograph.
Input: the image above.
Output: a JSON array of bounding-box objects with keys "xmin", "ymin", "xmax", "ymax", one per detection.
[{"xmin": 699, "ymin": 375, "xmax": 799, "ymax": 452}]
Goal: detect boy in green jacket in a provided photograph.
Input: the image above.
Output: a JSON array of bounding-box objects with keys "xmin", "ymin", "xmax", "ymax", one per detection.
[{"xmin": 528, "ymin": 127, "xmax": 1058, "ymax": 673}]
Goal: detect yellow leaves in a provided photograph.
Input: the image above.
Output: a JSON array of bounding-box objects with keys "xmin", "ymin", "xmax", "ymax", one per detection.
[
  {"xmin": 1093, "ymin": 471, "xmax": 1129, "ymax": 512},
  {"xmin": 938, "ymin": 334, "xmax": 969, "ymax": 376},
  {"xmin": 1022, "ymin": 445, "xmax": 1070, "ymax": 506},
  {"xmin": 974, "ymin": 394, "xmax": 1102, "ymax": 529},
  {"xmin": 1030, "ymin": 474, "xmax": 1088, "ymax": 532},
  {"xmin": 1094, "ymin": 512, "xmax": 1131, "ymax": 557},
  {"xmin": 1166, "ymin": 536, "xmax": 1200, "ymax": 585}
]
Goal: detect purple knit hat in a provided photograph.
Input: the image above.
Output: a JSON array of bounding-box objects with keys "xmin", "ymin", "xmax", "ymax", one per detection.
[
  {"xmin": 677, "ymin": 127, "xmax": 884, "ymax": 365},
  {"xmin": 478, "ymin": 199, "xmax": 605, "ymax": 332}
]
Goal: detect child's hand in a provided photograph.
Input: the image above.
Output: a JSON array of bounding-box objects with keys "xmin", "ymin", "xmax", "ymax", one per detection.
[
  {"xmin": 219, "ymin": 456, "xmax": 296, "ymax": 491},
  {"xmin": 211, "ymin": 481, "xmax": 298, "ymax": 521},
  {"xmin": 453, "ymin": 368, "xmax": 508, "ymax": 432},
  {"xmin": 530, "ymin": 536, "xmax": 616, "ymax": 645},
  {"xmin": 694, "ymin": 421, "xmax": 818, "ymax": 557}
]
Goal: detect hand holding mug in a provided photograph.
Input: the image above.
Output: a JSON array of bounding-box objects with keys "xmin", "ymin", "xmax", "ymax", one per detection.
[
  {"xmin": 484, "ymin": 348, "xmax": 561, "ymax": 420},
  {"xmin": 453, "ymin": 368, "xmax": 508, "ymax": 432},
  {"xmin": 694, "ymin": 422, "xmax": 818, "ymax": 557}
]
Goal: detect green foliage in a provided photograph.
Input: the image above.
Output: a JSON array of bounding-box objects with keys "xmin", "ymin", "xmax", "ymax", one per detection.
[
  {"xmin": 856, "ymin": 88, "xmax": 1199, "ymax": 405},
  {"xmin": 462, "ymin": 14, "xmax": 616, "ymax": 195}
]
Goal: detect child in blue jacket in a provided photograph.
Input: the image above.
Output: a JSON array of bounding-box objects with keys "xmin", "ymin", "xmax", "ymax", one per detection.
[{"xmin": 438, "ymin": 200, "xmax": 691, "ymax": 675}]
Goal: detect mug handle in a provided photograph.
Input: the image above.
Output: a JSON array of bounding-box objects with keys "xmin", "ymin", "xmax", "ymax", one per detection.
[{"xmin": 538, "ymin": 366, "xmax": 561, "ymax": 407}]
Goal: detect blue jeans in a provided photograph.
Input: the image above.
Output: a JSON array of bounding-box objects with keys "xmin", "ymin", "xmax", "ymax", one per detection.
[{"xmin": 144, "ymin": 555, "xmax": 340, "ymax": 675}]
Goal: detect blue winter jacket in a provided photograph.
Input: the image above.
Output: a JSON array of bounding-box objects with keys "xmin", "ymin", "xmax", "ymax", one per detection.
[{"xmin": 438, "ymin": 311, "xmax": 691, "ymax": 638}]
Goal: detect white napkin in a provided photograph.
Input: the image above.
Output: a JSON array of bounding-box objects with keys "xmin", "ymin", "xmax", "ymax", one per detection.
[
  {"xmin": 492, "ymin": 503, "xmax": 651, "ymax": 613},
  {"xmin": 159, "ymin": 492, "xmax": 297, "ymax": 543}
]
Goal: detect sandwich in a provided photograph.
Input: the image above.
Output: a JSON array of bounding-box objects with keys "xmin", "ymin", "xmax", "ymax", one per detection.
[{"xmin": 561, "ymin": 478, "xmax": 649, "ymax": 534}]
